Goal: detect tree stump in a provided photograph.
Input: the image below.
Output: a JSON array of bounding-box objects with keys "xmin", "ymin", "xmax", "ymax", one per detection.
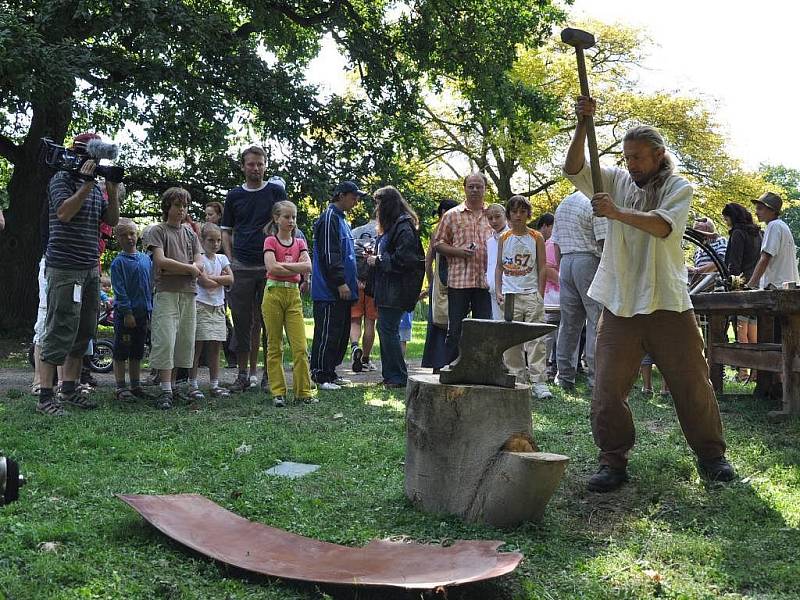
[{"xmin": 404, "ymin": 375, "xmax": 568, "ymax": 528}]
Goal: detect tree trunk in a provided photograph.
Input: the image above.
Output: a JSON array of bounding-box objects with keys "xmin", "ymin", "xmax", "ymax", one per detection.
[{"xmin": 0, "ymin": 96, "xmax": 72, "ymax": 333}]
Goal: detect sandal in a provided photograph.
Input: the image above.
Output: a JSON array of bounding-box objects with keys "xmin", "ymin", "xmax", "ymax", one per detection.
[
  {"xmin": 36, "ymin": 399, "xmax": 67, "ymax": 416},
  {"xmin": 209, "ymin": 386, "xmax": 230, "ymax": 399},
  {"xmin": 59, "ymin": 390, "xmax": 98, "ymax": 410},
  {"xmin": 115, "ymin": 388, "xmax": 136, "ymax": 403},
  {"xmin": 130, "ymin": 387, "xmax": 152, "ymax": 400},
  {"xmin": 155, "ymin": 392, "xmax": 173, "ymax": 410},
  {"xmin": 641, "ymin": 387, "xmax": 653, "ymax": 394},
  {"xmin": 187, "ymin": 388, "xmax": 205, "ymax": 401}
]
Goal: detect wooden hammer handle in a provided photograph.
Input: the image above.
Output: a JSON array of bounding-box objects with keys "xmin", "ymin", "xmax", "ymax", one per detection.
[{"xmin": 574, "ymin": 48, "xmax": 604, "ymax": 194}]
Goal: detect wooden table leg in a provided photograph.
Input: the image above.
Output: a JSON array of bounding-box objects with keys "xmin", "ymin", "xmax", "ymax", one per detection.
[
  {"xmin": 706, "ymin": 313, "xmax": 725, "ymax": 394},
  {"xmin": 769, "ymin": 314, "xmax": 800, "ymax": 421},
  {"xmin": 755, "ymin": 314, "xmax": 775, "ymax": 399}
]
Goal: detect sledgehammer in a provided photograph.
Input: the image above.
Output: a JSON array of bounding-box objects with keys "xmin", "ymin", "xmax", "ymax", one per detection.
[{"xmin": 561, "ymin": 27, "xmax": 603, "ymax": 194}]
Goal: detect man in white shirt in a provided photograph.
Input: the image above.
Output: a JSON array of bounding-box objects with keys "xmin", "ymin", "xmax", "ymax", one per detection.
[
  {"xmin": 564, "ymin": 95, "xmax": 734, "ymax": 492},
  {"xmin": 747, "ymin": 192, "xmax": 799, "ymax": 289},
  {"xmin": 551, "ymin": 191, "xmax": 606, "ymax": 390}
]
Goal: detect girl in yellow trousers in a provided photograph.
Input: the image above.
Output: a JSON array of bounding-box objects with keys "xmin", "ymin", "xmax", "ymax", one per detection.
[{"xmin": 261, "ymin": 201, "xmax": 316, "ymax": 406}]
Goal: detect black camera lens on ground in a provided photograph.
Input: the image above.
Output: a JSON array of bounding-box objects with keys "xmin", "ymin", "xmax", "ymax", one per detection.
[{"xmin": 1, "ymin": 456, "xmax": 24, "ymax": 506}]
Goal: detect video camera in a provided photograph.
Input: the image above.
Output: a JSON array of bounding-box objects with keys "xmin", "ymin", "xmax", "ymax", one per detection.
[
  {"xmin": 0, "ymin": 455, "xmax": 24, "ymax": 506},
  {"xmin": 38, "ymin": 137, "xmax": 124, "ymax": 183}
]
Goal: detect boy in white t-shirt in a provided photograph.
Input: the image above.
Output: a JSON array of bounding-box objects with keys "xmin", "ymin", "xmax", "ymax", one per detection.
[
  {"xmin": 748, "ymin": 192, "xmax": 799, "ymax": 289},
  {"xmin": 494, "ymin": 195, "xmax": 551, "ymax": 399},
  {"xmin": 189, "ymin": 223, "xmax": 234, "ymax": 399},
  {"xmin": 485, "ymin": 203, "xmax": 508, "ymax": 320}
]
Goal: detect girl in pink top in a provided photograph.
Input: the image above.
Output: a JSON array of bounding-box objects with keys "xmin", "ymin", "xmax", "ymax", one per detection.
[{"xmin": 261, "ymin": 201, "xmax": 314, "ymax": 406}]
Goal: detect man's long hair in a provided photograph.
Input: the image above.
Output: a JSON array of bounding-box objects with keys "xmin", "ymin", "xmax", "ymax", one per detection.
[{"xmin": 624, "ymin": 125, "xmax": 675, "ymax": 212}]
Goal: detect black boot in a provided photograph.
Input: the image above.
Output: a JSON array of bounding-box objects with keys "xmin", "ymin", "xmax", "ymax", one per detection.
[
  {"xmin": 587, "ymin": 465, "xmax": 629, "ymax": 492},
  {"xmin": 697, "ymin": 456, "xmax": 736, "ymax": 482}
]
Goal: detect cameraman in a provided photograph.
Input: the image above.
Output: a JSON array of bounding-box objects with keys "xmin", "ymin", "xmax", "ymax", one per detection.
[{"xmin": 37, "ymin": 133, "xmax": 120, "ymax": 416}]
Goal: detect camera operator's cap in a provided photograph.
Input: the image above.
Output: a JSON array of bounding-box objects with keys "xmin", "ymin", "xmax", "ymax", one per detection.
[
  {"xmin": 333, "ymin": 180, "xmax": 367, "ymax": 197},
  {"xmin": 71, "ymin": 132, "xmax": 101, "ymax": 152},
  {"xmin": 752, "ymin": 191, "xmax": 782, "ymax": 214}
]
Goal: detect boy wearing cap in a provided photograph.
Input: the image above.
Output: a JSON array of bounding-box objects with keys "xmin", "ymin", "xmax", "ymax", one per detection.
[
  {"xmin": 311, "ymin": 181, "xmax": 362, "ymax": 389},
  {"xmin": 747, "ymin": 192, "xmax": 799, "ymax": 289}
]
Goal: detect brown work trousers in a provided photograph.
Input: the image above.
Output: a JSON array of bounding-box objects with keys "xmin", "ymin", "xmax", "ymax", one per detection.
[{"xmin": 593, "ymin": 308, "xmax": 726, "ymax": 469}]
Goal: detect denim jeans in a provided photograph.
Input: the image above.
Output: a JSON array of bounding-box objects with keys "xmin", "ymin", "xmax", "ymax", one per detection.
[{"xmin": 377, "ymin": 306, "xmax": 407, "ymax": 384}]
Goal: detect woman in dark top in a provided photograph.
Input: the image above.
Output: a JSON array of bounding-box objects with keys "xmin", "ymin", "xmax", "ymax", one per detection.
[
  {"xmin": 721, "ymin": 202, "xmax": 763, "ymax": 382},
  {"xmin": 421, "ymin": 199, "xmax": 459, "ymax": 372},
  {"xmin": 366, "ymin": 186, "xmax": 425, "ymax": 387}
]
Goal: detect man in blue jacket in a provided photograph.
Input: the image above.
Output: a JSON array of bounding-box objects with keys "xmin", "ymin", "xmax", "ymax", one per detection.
[{"xmin": 311, "ymin": 181, "xmax": 363, "ymax": 389}]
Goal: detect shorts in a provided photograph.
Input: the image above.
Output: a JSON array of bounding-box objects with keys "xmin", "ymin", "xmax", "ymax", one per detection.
[
  {"xmin": 399, "ymin": 327, "xmax": 412, "ymax": 343},
  {"xmin": 149, "ymin": 291, "xmax": 196, "ymax": 370},
  {"xmin": 195, "ymin": 302, "xmax": 227, "ymax": 342},
  {"xmin": 351, "ymin": 288, "xmax": 377, "ymax": 321},
  {"xmin": 113, "ymin": 314, "xmax": 149, "ymax": 361},
  {"xmin": 40, "ymin": 266, "xmax": 100, "ymax": 365}
]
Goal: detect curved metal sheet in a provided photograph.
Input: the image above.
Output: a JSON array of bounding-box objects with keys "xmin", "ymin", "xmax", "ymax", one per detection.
[{"xmin": 117, "ymin": 494, "xmax": 522, "ymax": 589}]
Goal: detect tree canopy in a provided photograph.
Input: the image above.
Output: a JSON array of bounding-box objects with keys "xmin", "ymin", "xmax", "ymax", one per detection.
[{"xmin": 0, "ymin": 0, "xmax": 565, "ymax": 330}]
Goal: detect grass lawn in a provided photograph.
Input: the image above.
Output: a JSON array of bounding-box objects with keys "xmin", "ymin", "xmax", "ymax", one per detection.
[{"xmin": 1, "ymin": 330, "xmax": 799, "ymax": 598}]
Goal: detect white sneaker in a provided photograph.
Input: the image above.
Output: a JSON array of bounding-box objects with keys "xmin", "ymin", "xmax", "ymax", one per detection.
[
  {"xmin": 532, "ymin": 383, "xmax": 553, "ymax": 400},
  {"xmin": 362, "ymin": 361, "xmax": 377, "ymax": 372},
  {"xmin": 319, "ymin": 382, "xmax": 341, "ymax": 390},
  {"xmin": 332, "ymin": 377, "xmax": 351, "ymax": 386},
  {"xmin": 249, "ymin": 375, "xmax": 258, "ymax": 388}
]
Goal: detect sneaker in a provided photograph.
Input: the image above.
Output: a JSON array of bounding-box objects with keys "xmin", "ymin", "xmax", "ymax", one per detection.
[
  {"xmin": 587, "ymin": 465, "xmax": 629, "ymax": 492},
  {"xmin": 155, "ymin": 391, "xmax": 173, "ymax": 410},
  {"xmin": 361, "ymin": 360, "xmax": 377, "ymax": 372},
  {"xmin": 272, "ymin": 395, "xmax": 286, "ymax": 408},
  {"xmin": 351, "ymin": 346, "xmax": 364, "ymax": 372},
  {"xmin": 697, "ymin": 456, "xmax": 736, "ymax": 482},
  {"xmin": 80, "ymin": 370, "xmax": 98, "ymax": 387},
  {"xmin": 532, "ymin": 382, "xmax": 553, "ymax": 400},
  {"xmin": 299, "ymin": 396, "xmax": 319, "ymax": 404},
  {"xmin": 226, "ymin": 377, "xmax": 250, "ymax": 393},
  {"xmin": 319, "ymin": 382, "xmax": 341, "ymax": 390},
  {"xmin": 59, "ymin": 389, "xmax": 98, "ymax": 410},
  {"xmin": 332, "ymin": 377, "xmax": 351, "ymax": 386},
  {"xmin": 249, "ymin": 375, "xmax": 259, "ymax": 388}
]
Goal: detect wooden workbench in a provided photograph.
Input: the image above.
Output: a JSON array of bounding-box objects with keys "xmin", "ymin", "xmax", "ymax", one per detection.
[{"xmin": 691, "ymin": 289, "xmax": 800, "ymax": 420}]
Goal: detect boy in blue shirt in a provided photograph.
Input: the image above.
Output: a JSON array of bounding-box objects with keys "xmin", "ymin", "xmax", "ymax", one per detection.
[{"xmin": 110, "ymin": 218, "xmax": 153, "ymax": 402}]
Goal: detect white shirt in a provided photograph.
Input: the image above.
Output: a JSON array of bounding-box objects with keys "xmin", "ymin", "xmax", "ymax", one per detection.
[
  {"xmin": 499, "ymin": 228, "xmax": 542, "ymax": 294},
  {"xmin": 486, "ymin": 226, "xmax": 509, "ymax": 320},
  {"xmin": 760, "ymin": 218, "xmax": 799, "ymax": 288},
  {"xmin": 196, "ymin": 253, "xmax": 230, "ymax": 306},
  {"xmin": 552, "ymin": 191, "xmax": 606, "ymax": 256},
  {"xmin": 566, "ymin": 160, "xmax": 693, "ymax": 317}
]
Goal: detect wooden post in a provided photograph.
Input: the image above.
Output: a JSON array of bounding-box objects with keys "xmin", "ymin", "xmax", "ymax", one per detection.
[
  {"xmin": 755, "ymin": 314, "xmax": 776, "ymax": 399},
  {"xmin": 770, "ymin": 314, "xmax": 800, "ymax": 420},
  {"xmin": 706, "ymin": 313, "xmax": 726, "ymax": 394}
]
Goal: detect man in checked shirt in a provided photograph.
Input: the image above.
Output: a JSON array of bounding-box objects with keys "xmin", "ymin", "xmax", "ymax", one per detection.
[{"xmin": 434, "ymin": 173, "xmax": 495, "ymax": 365}]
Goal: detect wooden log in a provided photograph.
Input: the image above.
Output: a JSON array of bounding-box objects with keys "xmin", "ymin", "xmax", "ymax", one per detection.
[
  {"xmin": 706, "ymin": 313, "xmax": 726, "ymax": 393},
  {"xmin": 404, "ymin": 375, "xmax": 568, "ymax": 528}
]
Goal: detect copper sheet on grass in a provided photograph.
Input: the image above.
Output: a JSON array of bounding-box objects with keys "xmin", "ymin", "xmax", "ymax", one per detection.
[{"xmin": 118, "ymin": 494, "xmax": 522, "ymax": 589}]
